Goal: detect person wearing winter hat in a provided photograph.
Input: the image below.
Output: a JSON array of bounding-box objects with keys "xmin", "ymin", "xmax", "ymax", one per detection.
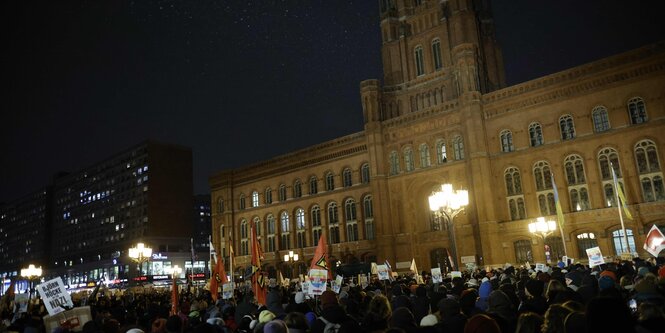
[
  {"xmin": 565, "ymin": 270, "xmax": 582, "ymax": 291},
  {"xmin": 263, "ymin": 320, "xmax": 288, "ymax": 333},
  {"xmin": 475, "ymin": 280, "xmax": 492, "ymax": 311},
  {"xmin": 464, "ymin": 314, "xmax": 501, "ymax": 333},
  {"xmin": 435, "ymin": 298, "xmax": 467, "ymax": 333},
  {"xmin": 311, "ymin": 290, "xmax": 360, "ymax": 333},
  {"xmin": 151, "ymin": 318, "xmax": 167, "ymax": 333},
  {"xmin": 259, "ymin": 310, "xmax": 276, "ymax": 323},
  {"xmin": 518, "ymin": 279, "xmax": 547, "ymax": 316},
  {"xmin": 284, "ymin": 312, "xmax": 309, "ymax": 333}
]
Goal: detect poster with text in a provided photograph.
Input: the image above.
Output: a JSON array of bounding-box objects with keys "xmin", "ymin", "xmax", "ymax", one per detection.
[
  {"xmin": 37, "ymin": 277, "xmax": 74, "ymax": 316},
  {"xmin": 586, "ymin": 246, "xmax": 605, "ymax": 267},
  {"xmin": 431, "ymin": 268, "xmax": 443, "ymax": 283},
  {"xmin": 331, "ymin": 275, "xmax": 343, "ymax": 294},
  {"xmin": 222, "ymin": 283, "xmax": 234, "ymax": 300},
  {"xmin": 308, "ymin": 269, "xmax": 327, "ymax": 295},
  {"xmin": 377, "ymin": 264, "xmax": 390, "ymax": 281}
]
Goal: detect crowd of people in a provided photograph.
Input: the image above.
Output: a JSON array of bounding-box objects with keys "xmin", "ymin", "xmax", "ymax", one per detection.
[{"xmin": 2, "ymin": 257, "xmax": 665, "ymax": 333}]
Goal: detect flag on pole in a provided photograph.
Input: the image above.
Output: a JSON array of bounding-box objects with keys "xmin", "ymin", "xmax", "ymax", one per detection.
[
  {"xmin": 250, "ymin": 224, "xmax": 267, "ymax": 305},
  {"xmin": 446, "ymin": 248, "xmax": 455, "ymax": 270},
  {"xmin": 409, "ymin": 258, "xmax": 418, "ymax": 275},
  {"xmin": 611, "ymin": 166, "xmax": 633, "ymax": 220},
  {"xmin": 209, "ymin": 256, "xmax": 227, "ymax": 302},
  {"xmin": 190, "ymin": 238, "xmax": 197, "ymax": 286},
  {"xmin": 310, "ymin": 233, "xmax": 331, "ymax": 279},
  {"xmin": 170, "ymin": 276, "xmax": 178, "ymax": 315},
  {"xmin": 551, "ymin": 175, "xmax": 566, "ymax": 229},
  {"xmin": 384, "ymin": 259, "xmax": 395, "ymax": 281},
  {"xmin": 209, "ymin": 236, "xmax": 217, "ymax": 263}
]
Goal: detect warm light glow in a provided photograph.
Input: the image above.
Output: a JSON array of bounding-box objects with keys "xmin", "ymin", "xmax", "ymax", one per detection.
[
  {"xmin": 21, "ymin": 264, "xmax": 43, "ymax": 278},
  {"xmin": 429, "ymin": 183, "xmax": 469, "ymax": 212},
  {"xmin": 528, "ymin": 217, "xmax": 556, "ymax": 236},
  {"xmin": 284, "ymin": 254, "xmax": 289, "ymax": 262},
  {"xmin": 129, "ymin": 242, "xmax": 153, "ymax": 262},
  {"xmin": 284, "ymin": 251, "xmax": 299, "ymax": 262},
  {"xmin": 166, "ymin": 265, "xmax": 182, "ymax": 277},
  {"xmin": 293, "ymin": 254, "xmax": 299, "ymax": 261}
]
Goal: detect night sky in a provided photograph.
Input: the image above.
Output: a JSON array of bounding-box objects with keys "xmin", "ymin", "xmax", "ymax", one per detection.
[{"xmin": 2, "ymin": 0, "xmax": 664, "ymax": 203}]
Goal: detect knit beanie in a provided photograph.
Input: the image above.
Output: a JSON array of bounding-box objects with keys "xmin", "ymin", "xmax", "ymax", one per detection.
[
  {"xmin": 525, "ymin": 279, "xmax": 544, "ymax": 297},
  {"xmin": 565, "ymin": 270, "xmax": 582, "ymax": 287},
  {"xmin": 263, "ymin": 320, "xmax": 288, "ymax": 333},
  {"xmin": 598, "ymin": 275, "xmax": 615, "ymax": 291},
  {"xmin": 259, "ymin": 310, "xmax": 276, "ymax": 323}
]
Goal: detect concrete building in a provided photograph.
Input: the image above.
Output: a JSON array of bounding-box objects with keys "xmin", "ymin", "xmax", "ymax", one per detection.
[{"xmin": 210, "ymin": 0, "xmax": 665, "ymax": 275}]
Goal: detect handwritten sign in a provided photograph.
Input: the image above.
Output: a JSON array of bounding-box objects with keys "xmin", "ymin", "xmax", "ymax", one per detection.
[
  {"xmin": 37, "ymin": 277, "xmax": 74, "ymax": 315},
  {"xmin": 431, "ymin": 268, "xmax": 442, "ymax": 283}
]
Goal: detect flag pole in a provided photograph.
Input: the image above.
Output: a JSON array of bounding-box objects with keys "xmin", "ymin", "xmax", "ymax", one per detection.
[
  {"xmin": 551, "ymin": 174, "xmax": 568, "ymax": 257},
  {"xmin": 611, "ymin": 164, "xmax": 630, "ymax": 256}
]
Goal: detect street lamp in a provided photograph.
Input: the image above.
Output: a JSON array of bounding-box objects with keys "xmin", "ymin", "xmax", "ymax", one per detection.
[
  {"xmin": 283, "ymin": 251, "xmax": 299, "ymax": 279},
  {"xmin": 129, "ymin": 242, "xmax": 152, "ymax": 276},
  {"xmin": 429, "ymin": 184, "xmax": 469, "ymax": 270},
  {"xmin": 528, "ymin": 217, "xmax": 557, "ymax": 263},
  {"xmin": 21, "ymin": 264, "xmax": 43, "ymax": 300},
  {"xmin": 166, "ymin": 265, "xmax": 182, "ymax": 279}
]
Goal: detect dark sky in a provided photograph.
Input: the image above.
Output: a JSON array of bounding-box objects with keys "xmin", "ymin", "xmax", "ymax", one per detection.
[{"xmin": 2, "ymin": 0, "xmax": 664, "ymax": 203}]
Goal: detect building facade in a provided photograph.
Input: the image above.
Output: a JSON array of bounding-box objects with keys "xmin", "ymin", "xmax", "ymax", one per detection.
[{"xmin": 209, "ymin": 0, "xmax": 665, "ymax": 275}]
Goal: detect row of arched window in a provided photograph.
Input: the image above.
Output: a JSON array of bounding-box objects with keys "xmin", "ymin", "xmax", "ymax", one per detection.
[
  {"xmin": 389, "ymin": 136, "xmax": 464, "ymax": 175},
  {"xmin": 499, "ymin": 97, "xmax": 648, "ymax": 153},
  {"xmin": 236, "ymin": 196, "xmax": 375, "ymax": 255},
  {"xmin": 216, "ymin": 164, "xmax": 371, "ymax": 213},
  {"xmin": 513, "ymin": 229, "xmax": 638, "ymax": 264},
  {"xmin": 502, "ymin": 139, "xmax": 663, "ymax": 222}
]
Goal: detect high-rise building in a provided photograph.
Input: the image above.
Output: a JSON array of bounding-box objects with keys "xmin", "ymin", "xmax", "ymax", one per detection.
[
  {"xmin": 210, "ymin": 0, "xmax": 665, "ymax": 275},
  {"xmin": 193, "ymin": 194, "xmax": 212, "ymax": 253}
]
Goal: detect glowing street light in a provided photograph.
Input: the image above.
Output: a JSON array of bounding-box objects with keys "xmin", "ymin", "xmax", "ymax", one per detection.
[
  {"xmin": 283, "ymin": 250, "xmax": 299, "ymax": 279},
  {"xmin": 429, "ymin": 184, "xmax": 469, "ymax": 270},
  {"xmin": 129, "ymin": 242, "xmax": 152, "ymax": 276},
  {"xmin": 529, "ymin": 217, "xmax": 557, "ymax": 263}
]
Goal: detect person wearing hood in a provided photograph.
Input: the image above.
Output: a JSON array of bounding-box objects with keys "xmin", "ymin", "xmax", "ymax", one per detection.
[
  {"xmin": 475, "ymin": 280, "xmax": 492, "ymax": 312},
  {"xmin": 412, "ymin": 285, "xmax": 430, "ymax": 324},
  {"xmin": 434, "ymin": 298, "xmax": 467, "ymax": 333},
  {"xmin": 266, "ymin": 288, "xmax": 286, "ymax": 319},
  {"xmin": 235, "ymin": 292, "xmax": 258, "ymax": 325},
  {"xmin": 310, "ymin": 290, "xmax": 360, "ymax": 333},
  {"xmin": 518, "ymin": 279, "xmax": 547, "ymax": 316},
  {"xmin": 486, "ymin": 290, "xmax": 517, "ymax": 333}
]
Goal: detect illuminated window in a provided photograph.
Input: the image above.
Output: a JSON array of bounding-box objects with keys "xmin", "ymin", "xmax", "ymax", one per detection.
[
  {"xmin": 576, "ymin": 232, "xmax": 598, "ymax": 258},
  {"xmin": 280, "ymin": 211, "xmax": 291, "ymax": 250},
  {"xmin": 345, "ymin": 199, "xmax": 358, "ymax": 241},
  {"xmin": 436, "ymin": 139, "xmax": 447, "ymax": 164},
  {"xmin": 251, "ymin": 191, "xmax": 259, "ymax": 208}
]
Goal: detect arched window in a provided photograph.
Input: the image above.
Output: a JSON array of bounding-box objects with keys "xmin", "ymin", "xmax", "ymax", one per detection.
[
  {"xmin": 296, "ymin": 208, "xmax": 306, "ymax": 248},
  {"xmin": 592, "ymin": 106, "xmax": 610, "ymax": 132},
  {"xmin": 628, "ymin": 97, "xmax": 648, "ymax": 124},
  {"xmin": 345, "ymin": 199, "xmax": 358, "ymax": 241},
  {"xmin": 453, "ymin": 136, "xmax": 465, "ymax": 160},
  {"xmin": 533, "ymin": 161, "xmax": 555, "ymax": 215},
  {"xmin": 500, "ymin": 130, "xmax": 514, "ymax": 152},
  {"xmin": 265, "ymin": 188, "xmax": 273, "ymax": 205},
  {"xmin": 635, "ymin": 139, "xmax": 664, "ymax": 202},
  {"xmin": 564, "ymin": 154, "xmax": 590, "ymax": 211},
  {"xmin": 309, "ymin": 176, "xmax": 318, "ymax": 195},
  {"xmin": 278, "ymin": 184, "xmax": 287, "ymax": 202},
  {"xmin": 404, "ymin": 147, "xmax": 415, "ymax": 172},
  {"xmin": 505, "ymin": 167, "xmax": 526, "ymax": 220},
  {"xmin": 293, "ymin": 180, "xmax": 302, "ymax": 198},
  {"xmin": 325, "ymin": 172, "xmax": 335, "ymax": 191},
  {"xmin": 598, "ymin": 147, "xmax": 623, "ymax": 207},
  {"xmin": 514, "ymin": 240, "xmax": 533, "ymax": 264},
  {"xmin": 328, "ymin": 202, "xmax": 340, "ymax": 244},
  {"xmin": 239, "ymin": 194, "xmax": 246, "ymax": 210},
  {"xmin": 415, "ymin": 45, "xmax": 425, "ymax": 76},
  {"xmin": 612, "ymin": 229, "xmax": 636, "ymax": 256},
  {"xmin": 559, "ymin": 114, "xmax": 576, "ymax": 140},
  {"xmin": 253, "ymin": 216, "xmax": 261, "ymax": 237},
  {"xmin": 240, "ymin": 219, "xmax": 248, "ymax": 255},
  {"xmin": 529, "ymin": 122, "xmax": 544, "ymax": 147},
  {"xmin": 251, "ymin": 191, "xmax": 259, "ymax": 208},
  {"xmin": 576, "ymin": 232, "xmax": 598, "ymax": 258},
  {"xmin": 217, "ymin": 198, "xmax": 224, "ymax": 213},
  {"xmin": 311, "ymin": 206, "xmax": 322, "ymax": 246},
  {"xmin": 280, "ymin": 211, "xmax": 291, "ymax": 250},
  {"xmin": 343, "ymin": 168, "xmax": 353, "ymax": 187},
  {"xmin": 363, "ymin": 196, "xmax": 375, "ymax": 240},
  {"xmin": 267, "ymin": 214, "xmax": 276, "ymax": 252},
  {"xmin": 432, "ymin": 38, "xmax": 443, "ymax": 70},
  {"xmin": 419, "ymin": 143, "xmax": 431, "ymax": 168},
  {"xmin": 436, "ymin": 139, "xmax": 447, "ymax": 164},
  {"xmin": 545, "ymin": 236, "xmax": 565, "ymax": 262},
  {"xmin": 389, "ymin": 151, "xmax": 400, "ymax": 175},
  {"xmin": 361, "ymin": 163, "xmax": 370, "ymax": 184}
]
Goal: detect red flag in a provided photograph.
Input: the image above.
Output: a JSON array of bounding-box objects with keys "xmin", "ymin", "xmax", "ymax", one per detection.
[
  {"xmin": 250, "ymin": 224, "xmax": 266, "ymax": 305},
  {"xmin": 210, "ymin": 256, "xmax": 228, "ymax": 301},
  {"xmin": 310, "ymin": 233, "xmax": 331, "ymax": 279},
  {"xmin": 170, "ymin": 277, "xmax": 178, "ymax": 315},
  {"xmin": 446, "ymin": 248, "xmax": 456, "ymax": 270}
]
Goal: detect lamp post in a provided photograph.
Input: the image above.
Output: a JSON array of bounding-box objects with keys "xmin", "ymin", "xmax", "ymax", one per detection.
[
  {"xmin": 528, "ymin": 217, "xmax": 557, "ymax": 263},
  {"xmin": 128, "ymin": 242, "xmax": 152, "ymax": 282},
  {"xmin": 283, "ymin": 251, "xmax": 299, "ymax": 279},
  {"xmin": 21, "ymin": 264, "xmax": 43, "ymax": 301},
  {"xmin": 428, "ymin": 184, "xmax": 469, "ymax": 270}
]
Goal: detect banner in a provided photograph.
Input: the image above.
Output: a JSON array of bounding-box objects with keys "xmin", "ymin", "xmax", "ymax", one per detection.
[
  {"xmin": 586, "ymin": 246, "xmax": 605, "ymax": 267},
  {"xmin": 42, "ymin": 306, "xmax": 92, "ymax": 333},
  {"xmin": 310, "ymin": 234, "xmax": 331, "ymax": 279},
  {"xmin": 37, "ymin": 277, "xmax": 74, "ymax": 316},
  {"xmin": 431, "ymin": 268, "xmax": 443, "ymax": 283},
  {"xmin": 644, "ymin": 224, "xmax": 665, "ymax": 257}
]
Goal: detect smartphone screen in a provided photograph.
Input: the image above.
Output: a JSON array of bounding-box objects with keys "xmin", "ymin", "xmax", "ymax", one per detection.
[{"xmin": 628, "ymin": 299, "xmax": 637, "ymax": 312}]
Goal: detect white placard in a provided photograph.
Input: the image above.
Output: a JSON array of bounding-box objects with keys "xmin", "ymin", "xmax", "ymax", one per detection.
[
  {"xmin": 451, "ymin": 271, "xmax": 462, "ymax": 278},
  {"xmin": 535, "ymin": 263, "xmax": 545, "ymax": 272},
  {"xmin": 586, "ymin": 246, "xmax": 605, "ymax": 267},
  {"xmin": 222, "ymin": 282, "xmax": 234, "ymax": 300},
  {"xmin": 377, "ymin": 265, "xmax": 390, "ymax": 281},
  {"xmin": 461, "ymin": 256, "xmax": 476, "ymax": 264},
  {"xmin": 308, "ymin": 269, "xmax": 327, "ymax": 295},
  {"xmin": 37, "ymin": 277, "xmax": 74, "ymax": 316},
  {"xmin": 431, "ymin": 268, "xmax": 442, "ymax": 283},
  {"xmin": 332, "ymin": 275, "xmax": 343, "ymax": 294},
  {"xmin": 644, "ymin": 224, "xmax": 665, "ymax": 257}
]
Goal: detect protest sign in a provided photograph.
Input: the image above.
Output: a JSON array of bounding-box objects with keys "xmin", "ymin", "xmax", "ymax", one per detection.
[
  {"xmin": 431, "ymin": 268, "xmax": 442, "ymax": 283},
  {"xmin": 308, "ymin": 269, "xmax": 327, "ymax": 295},
  {"xmin": 377, "ymin": 265, "xmax": 390, "ymax": 281},
  {"xmin": 586, "ymin": 246, "xmax": 605, "ymax": 267},
  {"xmin": 451, "ymin": 271, "xmax": 462, "ymax": 278},
  {"xmin": 37, "ymin": 277, "xmax": 74, "ymax": 315},
  {"xmin": 535, "ymin": 263, "xmax": 545, "ymax": 272},
  {"xmin": 222, "ymin": 282, "xmax": 234, "ymax": 300},
  {"xmin": 644, "ymin": 224, "xmax": 665, "ymax": 257},
  {"xmin": 42, "ymin": 306, "xmax": 92, "ymax": 333},
  {"xmin": 15, "ymin": 293, "xmax": 29, "ymax": 313},
  {"xmin": 331, "ymin": 275, "xmax": 343, "ymax": 294}
]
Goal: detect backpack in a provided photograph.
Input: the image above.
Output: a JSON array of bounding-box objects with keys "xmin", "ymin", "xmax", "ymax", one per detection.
[{"xmin": 318, "ymin": 316, "xmax": 341, "ymax": 333}]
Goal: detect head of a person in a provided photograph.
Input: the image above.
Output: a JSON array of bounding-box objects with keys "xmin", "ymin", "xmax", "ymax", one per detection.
[
  {"xmin": 541, "ymin": 304, "xmax": 573, "ymax": 333},
  {"xmin": 283, "ymin": 312, "xmax": 308, "ymax": 331},
  {"xmin": 515, "ymin": 312, "xmax": 543, "ymax": 333},
  {"xmin": 464, "ymin": 314, "xmax": 501, "ymax": 333},
  {"xmin": 368, "ymin": 294, "xmax": 392, "ymax": 320},
  {"xmin": 320, "ymin": 290, "xmax": 339, "ymax": 310}
]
